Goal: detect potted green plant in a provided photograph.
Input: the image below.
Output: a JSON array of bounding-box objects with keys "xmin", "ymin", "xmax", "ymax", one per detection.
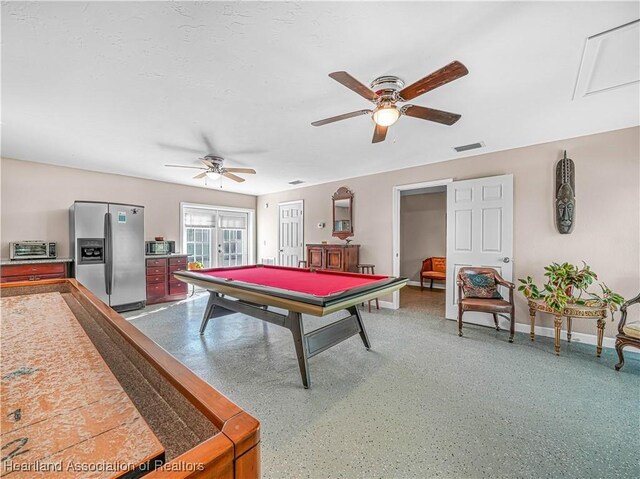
[{"xmin": 518, "ymin": 261, "xmax": 624, "ymax": 317}]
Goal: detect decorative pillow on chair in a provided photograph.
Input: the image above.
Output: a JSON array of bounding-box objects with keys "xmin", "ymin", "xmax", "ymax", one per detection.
[{"xmin": 461, "ymin": 273, "xmax": 503, "ymax": 299}]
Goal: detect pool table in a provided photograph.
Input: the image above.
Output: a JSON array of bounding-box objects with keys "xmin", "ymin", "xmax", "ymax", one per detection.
[{"xmin": 173, "ymin": 265, "xmax": 408, "ymax": 388}]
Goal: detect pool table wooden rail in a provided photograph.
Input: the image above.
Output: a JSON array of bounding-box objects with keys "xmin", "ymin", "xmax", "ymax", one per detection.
[
  {"xmin": 0, "ymin": 279, "xmax": 260, "ymax": 479},
  {"xmin": 173, "ymin": 268, "xmax": 407, "ymax": 316}
]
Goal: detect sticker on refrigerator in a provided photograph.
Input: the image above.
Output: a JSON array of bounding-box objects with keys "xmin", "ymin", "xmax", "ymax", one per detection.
[{"xmin": 117, "ymin": 211, "xmax": 127, "ymax": 223}]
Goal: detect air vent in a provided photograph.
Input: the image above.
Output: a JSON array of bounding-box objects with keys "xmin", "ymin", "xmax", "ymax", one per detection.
[
  {"xmin": 288, "ymin": 180, "xmax": 305, "ymax": 185},
  {"xmin": 453, "ymin": 141, "xmax": 485, "ymax": 153}
]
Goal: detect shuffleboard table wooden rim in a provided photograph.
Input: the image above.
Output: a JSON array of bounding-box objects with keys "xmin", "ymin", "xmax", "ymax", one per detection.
[{"xmin": 0, "ymin": 279, "xmax": 260, "ymax": 478}]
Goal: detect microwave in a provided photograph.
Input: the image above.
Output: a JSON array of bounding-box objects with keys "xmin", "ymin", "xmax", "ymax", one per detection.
[
  {"xmin": 10, "ymin": 241, "xmax": 57, "ymax": 260},
  {"xmin": 145, "ymin": 240, "xmax": 175, "ymax": 255}
]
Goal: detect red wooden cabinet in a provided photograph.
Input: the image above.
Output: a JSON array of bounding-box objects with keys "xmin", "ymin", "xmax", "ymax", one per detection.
[
  {"xmin": 145, "ymin": 255, "xmax": 188, "ymax": 305},
  {"xmin": 1, "ymin": 262, "xmax": 69, "ymax": 283}
]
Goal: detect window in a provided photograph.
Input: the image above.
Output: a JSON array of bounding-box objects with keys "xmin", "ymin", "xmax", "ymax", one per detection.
[{"xmin": 186, "ymin": 227, "xmax": 212, "ymax": 266}]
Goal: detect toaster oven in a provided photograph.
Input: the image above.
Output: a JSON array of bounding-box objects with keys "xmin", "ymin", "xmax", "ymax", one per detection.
[{"xmin": 10, "ymin": 241, "xmax": 57, "ymax": 260}]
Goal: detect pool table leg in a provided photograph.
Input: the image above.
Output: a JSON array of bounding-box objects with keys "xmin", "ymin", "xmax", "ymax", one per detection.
[
  {"xmin": 287, "ymin": 311, "xmax": 311, "ymax": 389},
  {"xmin": 199, "ymin": 293, "xmax": 217, "ymax": 335},
  {"xmin": 348, "ymin": 305, "xmax": 371, "ymax": 350}
]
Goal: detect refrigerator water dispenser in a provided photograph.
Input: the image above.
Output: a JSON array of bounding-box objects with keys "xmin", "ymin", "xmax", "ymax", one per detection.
[{"xmin": 78, "ymin": 238, "xmax": 105, "ymax": 264}]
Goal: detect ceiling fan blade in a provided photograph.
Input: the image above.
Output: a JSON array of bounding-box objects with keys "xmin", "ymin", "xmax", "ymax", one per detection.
[
  {"xmin": 372, "ymin": 123, "xmax": 388, "ymax": 143},
  {"xmin": 398, "ymin": 61, "xmax": 469, "ymax": 101},
  {"xmin": 402, "ymin": 105, "xmax": 461, "ymax": 125},
  {"xmin": 328, "ymin": 72, "xmax": 378, "ymax": 102},
  {"xmin": 224, "ymin": 168, "xmax": 256, "ymax": 174},
  {"xmin": 193, "ymin": 172, "xmax": 208, "ymax": 179},
  {"xmin": 158, "ymin": 143, "xmax": 205, "ymax": 154},
  {"xmin": 165, "ymin": 164, "xmax": 207, "ymax": 170},
  {"xmin": 226, "ymin": 148, "xmax": 266, "ymax": 155},
  {"xmin": 311, "ymin": 109, "xmax": 372, "ymax": 127},
  {"xmin": 222, "ymin": 171, "xmax": 245, "ymax": 183},
  {"xmin": 201, "ymin": 133, "xmax": 215, "ymax": 153},
  {"xmin": 201, "ymin": 158, "xmax": 216, "ymax": 168}
]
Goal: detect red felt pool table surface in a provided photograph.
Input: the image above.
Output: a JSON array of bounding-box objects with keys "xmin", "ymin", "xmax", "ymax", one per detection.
[{"xmin": 196, "ymin": 265, "xmax": 388, "ymax": 297}]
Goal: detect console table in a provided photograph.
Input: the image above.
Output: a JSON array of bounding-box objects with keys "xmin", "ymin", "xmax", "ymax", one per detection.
[
  {"xmin": 306, "ymin": 244, "xmax": 360, "ymax": 272},
  {"xmin": 528, "ymin": 298, "xmax": 608, "ymax": 356}
]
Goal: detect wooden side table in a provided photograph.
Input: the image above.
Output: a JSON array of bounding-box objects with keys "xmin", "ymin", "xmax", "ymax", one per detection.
[{"xmin": 527, "ymin": 299, "xmax": 608, "ymax": 356}]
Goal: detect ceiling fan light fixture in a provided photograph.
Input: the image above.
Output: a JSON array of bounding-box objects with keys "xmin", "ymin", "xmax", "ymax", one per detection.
[
  {"xmin": 206, "ymin": 171, "xmax": 221, "ymax": 180},
  {"xmin": 372, "ymin": 105, "xmax": 400, "ymax": 127}
]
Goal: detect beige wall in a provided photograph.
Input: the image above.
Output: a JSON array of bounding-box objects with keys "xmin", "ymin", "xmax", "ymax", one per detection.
[
  {"xmin": 1, "ymin": 158, "xmax": 257, "ymax": 258},
  {"xmin": 400, "ymin": 192, "xmax": 446, "ymax": 282},
  {"xmin": 257, "ymin": 127, "xmax": 640, "ymax": 338}
]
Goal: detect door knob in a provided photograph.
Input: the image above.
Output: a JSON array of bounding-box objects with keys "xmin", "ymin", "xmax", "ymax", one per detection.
[{"xmin": 502, "ymin": 257, "xmax": 510, "ymax": 263}]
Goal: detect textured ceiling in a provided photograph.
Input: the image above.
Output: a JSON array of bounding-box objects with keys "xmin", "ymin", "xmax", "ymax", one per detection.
[{"xmin": 2, "ymin": 1, "xmax": 639, "ymax": 195}]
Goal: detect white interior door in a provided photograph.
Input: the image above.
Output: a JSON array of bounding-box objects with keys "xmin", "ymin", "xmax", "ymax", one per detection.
[
  {"xmin": 278, "ymin": 201, "xmax": 304, "ymax": 266},
  {"xmin": 445, "ymin": 175, "xmax": 514, "ymax": 325}
]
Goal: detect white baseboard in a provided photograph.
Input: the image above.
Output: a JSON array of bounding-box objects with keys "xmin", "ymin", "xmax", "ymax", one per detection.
[
  {"xmin": 513, "ymin": 322, "xmax": 617, "ymax": 349},
  {"xmin": 406, "ymin": 280, "xmax": 446, "ymax": 290},
  {"xmin": 454, "ymin": 316, "xmax": 621, "ymax": 351},
  {"xmin": 376, "ymin": 303, "xmax": 620, "ymax": 351},
  {"xmin": 366, "ymin": 297, "xmax": 634, "ymax": 354}
]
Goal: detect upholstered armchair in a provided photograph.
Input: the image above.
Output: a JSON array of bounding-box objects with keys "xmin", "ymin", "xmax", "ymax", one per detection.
[
  {"xmin": 420, "ymin": 257, "xmax": 446, "ymax": 290},
  {"xmin": 457, "ymin": 267, "xmax": 515, "ymax": 342},
  {"xmin": 615, "ymin": 293, "xmax": 640, "ymax": 371}
]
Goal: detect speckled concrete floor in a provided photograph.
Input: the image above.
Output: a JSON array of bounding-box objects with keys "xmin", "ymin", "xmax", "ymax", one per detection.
[{"xmin": 125, "ymin": 291, "xmax": 639, "ymax": 479}]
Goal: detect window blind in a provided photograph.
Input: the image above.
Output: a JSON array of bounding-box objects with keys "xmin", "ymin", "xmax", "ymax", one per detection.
[
  {"xmin": 184, "ymin": 207, "xmax": 216, "ymax": 228},
  {"xmin": 219, "ymin": 213, "xmax": 247, "ymax": 229}
]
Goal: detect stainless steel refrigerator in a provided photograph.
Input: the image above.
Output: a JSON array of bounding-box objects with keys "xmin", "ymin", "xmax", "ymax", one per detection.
[{"xmin": 70, "ymin": 201, "xmax": 146, "ymax": 312}]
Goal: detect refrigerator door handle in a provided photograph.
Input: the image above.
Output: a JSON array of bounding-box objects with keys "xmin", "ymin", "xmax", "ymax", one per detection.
[{"xmin": 104, "ymin": 212, "xmax": 113, "ymax": 295}]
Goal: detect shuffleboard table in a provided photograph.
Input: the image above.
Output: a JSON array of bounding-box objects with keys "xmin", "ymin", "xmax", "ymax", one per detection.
[
  {"xmin": 1, "ymin": 279, "xmax": 260, "ymax": 478},
  {"xmin": 173, "ymin": 265, "xmax": 408, "ymax": 388}
]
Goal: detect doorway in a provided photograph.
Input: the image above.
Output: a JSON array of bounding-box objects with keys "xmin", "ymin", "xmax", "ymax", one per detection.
[
  {"xmin": 392, "ymin": 175, "xmax": 514, "ymax": 329},
  {"xmin": 392, "ymin": 179, "xmax": 452, "ymax": 310},
  {"xmin": 278, "ymin": 200, "xmax": 304, "ymax": 267},
  {"xmin": 180, "ymin": 203, "xmax": 255, "ymax": 268},
  {"xmin": 398, "ymin": 184, "xmax": 449, "ymax": 316}
]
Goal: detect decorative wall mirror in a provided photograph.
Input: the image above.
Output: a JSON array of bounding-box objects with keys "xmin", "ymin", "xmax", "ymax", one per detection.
[{"xmin": 332, "ymin": 187, "xmax": 354, "ymax": 240}]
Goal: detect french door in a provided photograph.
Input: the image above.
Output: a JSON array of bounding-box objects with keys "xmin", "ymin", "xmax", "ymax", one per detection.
[
  {"xmin": 217, "ymin": 212, "xmax": 247, "ymax": 267},
  {"xmin": 445, "ymin": 175, "xmax": 514, "ymax": 325},
  {"xmin": 182, "ymin": 205, "xmax": 252, "ymax": 268}
]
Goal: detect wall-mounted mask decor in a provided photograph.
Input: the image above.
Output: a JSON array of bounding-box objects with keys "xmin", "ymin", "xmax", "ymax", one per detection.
[{"xmin": 555, "ymin": 150, "xmax": 575, "ymax": 234}]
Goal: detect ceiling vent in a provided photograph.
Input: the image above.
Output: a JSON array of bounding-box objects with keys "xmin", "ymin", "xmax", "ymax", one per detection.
[
  {"xmin": 453, "ymin": 141, "xmax": 485, "ymax": 153},
  {"xmin": 288, "ymin": 180, "xmax": 305, "ymax": 185}
]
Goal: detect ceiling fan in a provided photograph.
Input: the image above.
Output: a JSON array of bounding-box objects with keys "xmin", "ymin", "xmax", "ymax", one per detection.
[
  {"xmin": 311, "ymin": 60, "xmax": 469, "ymax": 143},
  {"xmin": 165, "ymin": 155, "xmax": 256, "ymax": 183}
]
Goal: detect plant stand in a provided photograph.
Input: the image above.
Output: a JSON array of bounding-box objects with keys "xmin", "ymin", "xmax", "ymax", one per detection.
[{"xmin": 528, "ymin": 299, "xmax": 608, "ymax": 356}]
